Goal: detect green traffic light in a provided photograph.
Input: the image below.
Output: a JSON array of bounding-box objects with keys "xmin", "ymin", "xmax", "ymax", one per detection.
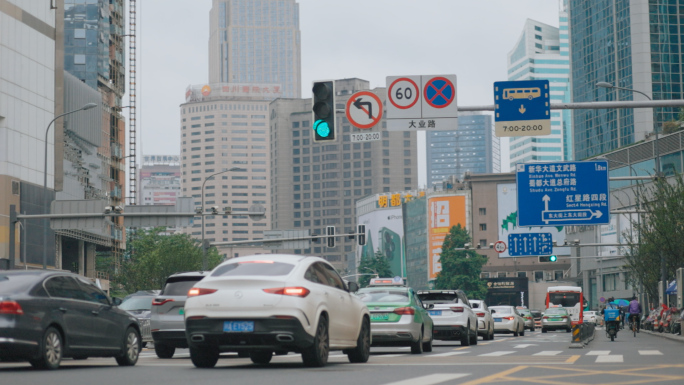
[
  {"xmin": 314, "ymin": 120, "xmax": 330, "ymax": 137},
  {"xmin": 550, "ymin": 255, "xmax": 557, "ymax": 262}
]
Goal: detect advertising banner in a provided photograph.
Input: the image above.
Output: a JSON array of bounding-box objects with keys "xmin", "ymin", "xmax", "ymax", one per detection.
[
  {"xmin": 428, "ymin": 195, "xmax": 467, "ymax": 280},
  {"xmin": 358, "ymin": 208, "xmax": 404, "ymax": 277}
]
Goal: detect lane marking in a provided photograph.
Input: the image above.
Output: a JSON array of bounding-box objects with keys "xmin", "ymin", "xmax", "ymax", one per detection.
[
  {"xmin": 375, "ymin": 354, "xmax": 405, "ymax": 359},
  {"xmin": 639, "ymin": 350, "xmax": 662, "ymax": 355},
  {"xmin": 478, "ymin": 351, "xmax": 514, "ymax": 357},
  {"xmin": 533, "ymin": 351, "xmax": 562, "ymax": 356},
  {"xmin": 586, "ymin": 350, "xmax": 610, "ymax": 355},
  {"xmin": 382, "ymin": 373, "xmax": 470, "ymax": 385},
  {"xmin": 564, "ymin": 355, "xmax": 580, "ymax": 363},
  {"xmin": 596, "ymin": 355, "xmax": 623, "ymax": 363},
  {"xmin": 458, "ymin": 365, "xmax": 527, "ymax": 385},
  {"xmin": 426, "ymin": 351, "xmax": 469, "ymax": 358}
]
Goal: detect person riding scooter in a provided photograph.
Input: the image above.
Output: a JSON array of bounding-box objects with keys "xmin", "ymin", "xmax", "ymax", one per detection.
[{"xmin": 601, "ymin": 297, "xmax": 621, "ymax": 341}]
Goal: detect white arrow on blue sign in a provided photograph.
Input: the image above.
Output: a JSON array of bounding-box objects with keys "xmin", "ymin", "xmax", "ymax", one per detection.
[
  {"xmin": 508, "ymin": 233, "xmax": 553, "ymax": 257},
  {"xmin": 494, "ymin": 80, "xmax": 551, "ymax": 137},
  {"xmin": 516, "ymin": 160, "xmax": 610, "ymax": 227}
]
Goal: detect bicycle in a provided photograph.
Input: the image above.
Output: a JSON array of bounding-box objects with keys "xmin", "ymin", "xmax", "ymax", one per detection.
[{"xmin": 629, "ymin": 314, "xmax": 639, "ymax": 337}]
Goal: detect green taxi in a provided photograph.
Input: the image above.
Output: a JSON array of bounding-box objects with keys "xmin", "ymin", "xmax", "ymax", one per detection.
[{"xmin": 356, "ymin": 278, "xmax": 434, "ymax": 354}]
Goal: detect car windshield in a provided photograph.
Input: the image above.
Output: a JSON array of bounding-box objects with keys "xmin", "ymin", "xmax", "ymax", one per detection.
[
  {"xmin": 357, "ymin": 289, "xmax": 409, "ymax": 304},
  {"xmin": 162, "ymin": 277, "xmax": 205, "ymax": 296},
  {"xmin": 211, "ymin": 261, "xmax": 294, "ymax": 277},
  {"xmin": 545, "ymin": 308, "xmax": 568, "ymax": 315},
  {"xmin": 119, "ymin": 296, "xmax": 153, "ymax": 311}
]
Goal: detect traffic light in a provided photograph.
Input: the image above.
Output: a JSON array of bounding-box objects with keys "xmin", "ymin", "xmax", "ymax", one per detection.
[
  {"xmin": 357, "ymin": 224, "xmax": 366, "ymax": 246},
  {"xmin": 539, "ymin": 255, "xmax": 558, "ymax": 263},
  {"xmin": 326, "ymin": 226, "xmax": 335, "ymax": 248},
  {"xmin": 312, "ymin": 80, "xmax": 336, "ymax": 142}
]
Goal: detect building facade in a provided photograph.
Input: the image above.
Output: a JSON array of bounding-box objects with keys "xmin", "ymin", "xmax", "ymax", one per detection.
[
  {"xmin": 208, "ymin": 0, "xmax": 301, "ymax": 98},
  {"xmin": 507, "ymin": 9, "xmax": 572, "ymax": 169},
  {"xmin": 569, "ymin": 0, "xmax": 683, "ymax": 161},
  {"xmin": 138, "ymin": 155, "xmax": 182, "ymax": 206},
  {"xmin": 269, "ymin": 78, "xmax": 419, "ymax": 270},
  {"xmin": 425, "ymin": 113, "xmax": 500, "ymax": 188}
]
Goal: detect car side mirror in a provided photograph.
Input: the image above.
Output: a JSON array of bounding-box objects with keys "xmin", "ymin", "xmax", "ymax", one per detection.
[
  {"xmin": 490, "ymin": 309, "xmax": 496, "ymax": 314},
  {"xmin": 347, "ymin": 282, "xmax": 359, "ymax": 292},
  {"xmin": 111, "ymin": 297, "xmax": 122, "ymax": 306},
  {"xmin": 423, "ymin": 303, "xmax": 434, "ymax": 310}
]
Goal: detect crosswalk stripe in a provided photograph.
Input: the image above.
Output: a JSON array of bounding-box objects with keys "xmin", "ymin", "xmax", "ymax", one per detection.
[
  {"xmin": 586, "ymin": 350, "xmax": 610, "ymax": 355},
  {"xmin": 426, "ymin": 351, "xmax": 469, "ymax": 357},
  {"xmin": 382, "ymin": 373, "xmax": 470, "ymax": 385},
  {"xmin": 596, "ymin": 355, "xmax": 623, "ymax": 363},
  {"xmin": 639, "ymin": 350, "xmax": 662, "ymax": 355},
  {"xmin": 533, "ymin": 351, "xmax": 562, "ymax": 356},
  {"xmin": 478, "ymin": 351, "xmax": 514, "ymax": 357}
]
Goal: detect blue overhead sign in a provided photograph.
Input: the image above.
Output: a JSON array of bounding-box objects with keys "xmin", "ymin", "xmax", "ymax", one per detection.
[
  {"xmin": 508, "ymin": 233, "xmax": 553, "ymax": 257},
  {"xmin": 516, "ymin": 161, "xmax": 610, "ymax": 227},
  {"xmin": 494, "ymin": 80, "xmax": 550, "ymax": 137}
]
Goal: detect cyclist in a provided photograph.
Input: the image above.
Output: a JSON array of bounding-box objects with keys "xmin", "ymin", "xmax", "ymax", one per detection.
[{"xmin": 628, "ymin": 295, "xmax": 642, "ymax": 333}]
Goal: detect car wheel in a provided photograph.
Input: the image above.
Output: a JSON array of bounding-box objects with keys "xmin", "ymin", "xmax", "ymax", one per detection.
[
  {"xmin": 541, "ymin": 328, "xmax": 547, "ymax": 333},
  {"xmin": 115, "ymin": 327, "xmax": 141, "ymax": 366},
  {"xmin": 410, "ymin": 329, "xmax": 424, "ymax": 354},
  {"xmin": 489, "ymin": 326, "xmax": 495, "ymax": 340},
  {"xmin": 30, "ymin": 327, "xmax": 63, "ymax": 370},
  {"xmin": 302, "ymin": 316, "xmax": 329, "ymax": 367},
  {"xmin": 347, "ymin": 318, "xmax": 371, "ymax": 363},
  {"xmin": 566, "ymin": 327, "xmax": 572, "ymax": 333},
  {"xmin": 141, "ymin": 342, "xmax": 147, "ymax": 349},
  {"xmin": 530, "ymin": 326, "xmax": 535, "ymax": 332},
  {"xmin": 190, "ymin": 346, "xmax": 219, "ymax": 368},
  {"xmin": 461, "ymin": 324, "xmax": 471, "ymax": 346},
  {"xmin": 470, "ymin": 327, "xmax": 478, "ymax": 345},
  {"xmin": 520, "ymin": 329, "xmax": 525, "ymax": 337},
  {"xmin": 250, "ymin": 351, "xmax": 273, "ymax": 364},
  {"xmin": 423, "ymin": 327, "xmax": 434, "ymax": 352},
  {"xmin": 154, "ymin": 343, "xmax": 175, "ymax": 359}
]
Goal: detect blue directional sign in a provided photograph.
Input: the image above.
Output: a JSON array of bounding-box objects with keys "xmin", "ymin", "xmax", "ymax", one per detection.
[
  {"xmin": 516, "ymin": 161, "xmax": 610, "ymax": 227},
  {"xmin": 508, "ymin": 233, "xmax": 553, "ymax": 257},
  {"xmin": 494, "ymin": 80, "xmax": 550, "ymax": 137}
]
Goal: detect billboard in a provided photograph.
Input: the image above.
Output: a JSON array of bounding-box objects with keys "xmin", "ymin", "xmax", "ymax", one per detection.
[
  {"xmin": 357, "ymin": 208, "xmax": 404, "ymax": 277},
  {"xmin": 428, "ymin": 195, "xmax": 467, "ymax": 280},
  {"xmin": 600, "ymin": 213, "xmax": 636, "ymax": 257},
  {"xmin": 497, "ymin": 183, "xmax": 568, "ymax": 258}
]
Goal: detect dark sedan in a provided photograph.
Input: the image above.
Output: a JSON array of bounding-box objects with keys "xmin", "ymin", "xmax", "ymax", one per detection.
[{"xmin": 0, "ymin": 271, "xmax": 141, "ymax": 370}]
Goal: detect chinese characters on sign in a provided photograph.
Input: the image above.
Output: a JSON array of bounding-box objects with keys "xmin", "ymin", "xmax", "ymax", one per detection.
[
  {"xmin": 185, "ymin": 82, "xmax": 283, "ymax": 102},
  {"xmin": 377, "ymin": 191, "xmax": 425, "ymax": 208}
]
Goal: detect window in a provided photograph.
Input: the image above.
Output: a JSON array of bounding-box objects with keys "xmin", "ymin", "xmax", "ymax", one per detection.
[
  {"xmin": 479, "ymin": 224, "xmax": 487, "ymax": 231},
  {"xmin": 603, "ymin": 273, "xmax": 618, "ymax": 291},
  {"xmin": 554, "ymin": 270, "xmax": 564, "ymax": 280},
  {"xmin": 517, "ymin": 271, "xmax": 527, "ymax": 278},
  {"xmin": 479, "ymin": 208, "xmax": 486, "ymax": 215},
  {"xmin": 534, "ymin": 271, "xmax": 543, "ymax": 282},
  {"xmin": 480, "ymin": 272, "xmax": 490, "ymax": 278},
  {"xmin": 497, "ymin": 272, "xmax": 506, "ymax": 278}
]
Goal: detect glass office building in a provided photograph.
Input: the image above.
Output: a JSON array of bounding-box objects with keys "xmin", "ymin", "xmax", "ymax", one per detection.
[
  {"xmin": 425, "ymin": 114, "xmax": 500, "ymax": 187},
  {"xmin": 569, "ymin": 0, "xmax": 682, "ymax": 161},
  {"xmin": 209, "ymin": 0, "xmax": 301, "ymax": 98}
]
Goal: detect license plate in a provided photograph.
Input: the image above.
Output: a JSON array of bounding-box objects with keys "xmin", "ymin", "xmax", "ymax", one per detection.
[
  {"xmin": 494, "ymin": 318, "xmax": 502, "ymax": 322},
  {"xmin": 179, "ymin": 308, "xmax": 184, "ymax": 315},
  {"xmin": 371, "ymin": 313, "xmax": 390, "ymax": 321},
  {"xmin": 428, "ymin": 310, "xmax": 442, "ymax": 316},
  {"xmin": 551, "ymin": 318, "xmax": 561, "ymax": 322},
  {"xmin": 223, "ymin": 321, "xmax": 254, "ymax": 332}
]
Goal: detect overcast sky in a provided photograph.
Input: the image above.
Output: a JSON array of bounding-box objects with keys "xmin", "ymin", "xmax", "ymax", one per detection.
[{"xmin": 129, "ymin": 0, "xmax": 560, "ymax": 184}]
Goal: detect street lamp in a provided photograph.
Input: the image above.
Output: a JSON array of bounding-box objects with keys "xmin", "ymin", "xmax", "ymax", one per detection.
[
  {"xmin": 42, "ymin": 102, "xmax": 98, "ymax": 270},
  {"xmin": 596, "ymin": 82, "xmax": 666, "ymax": 305},
  {"xmin": 200, "ymin": 167, "xmax": 245, "ymax": 270}
]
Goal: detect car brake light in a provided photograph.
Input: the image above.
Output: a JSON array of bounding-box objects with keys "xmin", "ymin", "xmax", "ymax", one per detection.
[
  {"xmin": 186, "ymin": 316, "xmax": 206, "ymax": 321},
  {"xmin": 542, "ymin": 316, "xmax": 549, "ymax": 319},
  {"xmin": 152, "ymin": 298, "xmax": 174, "ymax": 306},
  {"xmin": 187, "ymin": 288, "xmax": 217, "ymax": 297},
  {"xmin": 0, "ymin": 300, "xmax": 23, "ymax": 315},
  {"xmin": 393, "ymin": 307, "xmax": 415, "ymax": 315},
  {"xmin": 505, "ymin": 316, "xmax": 515, "ymax": 321},
  {"xmin": 450, "ymin": 307, "xmax": 464, "ymax": 312},
  {"xmin": 263, "ymin": 287, "xmax": 310, "ymax": 297},
  {"xmin": 476, "ymin": 312, "xmax": 485, "ymax": 317}
]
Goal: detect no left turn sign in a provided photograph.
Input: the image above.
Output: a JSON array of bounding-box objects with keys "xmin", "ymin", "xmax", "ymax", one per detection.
[{"xmin": 346, "ymin": 91, "xmax": 383, "ymax": 129}]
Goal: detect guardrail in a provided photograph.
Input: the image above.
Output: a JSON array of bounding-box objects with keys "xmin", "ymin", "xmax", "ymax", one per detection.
[{"xmin": 570, "ymin": 322, "xmax": 595, "ymax": 348}]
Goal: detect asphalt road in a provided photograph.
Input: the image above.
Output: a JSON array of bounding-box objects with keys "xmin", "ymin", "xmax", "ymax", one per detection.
[{"xmin": 3, "ymin": 327, "xmax": 684, "ymax": 385}]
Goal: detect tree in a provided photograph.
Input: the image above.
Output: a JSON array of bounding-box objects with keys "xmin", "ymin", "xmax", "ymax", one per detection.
[
  {"xmin": 622, "ymin": 175, "xmax": 684, "ymax": 303},
  {"xmin": 433, "ymin": 224, "xmax": 489, "ymax": 300},
  {"xmin": 357, "ymin": 250, "xmax": 393, "ymax": 288},
  {"xmin": 108, "ymin": 228, "xmax": 222, "ymax": 294}
]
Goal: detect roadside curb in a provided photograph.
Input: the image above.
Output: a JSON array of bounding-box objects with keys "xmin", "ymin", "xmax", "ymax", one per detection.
[{"xmin": 641, "ymin": 329, "xmax": 684, "ymax": 344}]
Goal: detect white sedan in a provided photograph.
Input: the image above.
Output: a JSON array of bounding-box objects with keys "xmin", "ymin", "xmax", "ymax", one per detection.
[
  {"xmin": 416, "ymin": 290, "xmax": 478, "ymax": 346},
  {"xmin": 489, "ymin": 305, "xmax": 525, "ymax": 336},
  {"xmin": 183, "ymin": 254, "xmax": 371, "ymax": 368},
  {"xmin": 469, "ymin": 299, "xmax": 495, "ymax": 340}
]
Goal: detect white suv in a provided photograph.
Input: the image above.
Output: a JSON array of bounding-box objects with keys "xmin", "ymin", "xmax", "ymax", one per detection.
[
  {"xmin": 469, "ymin": 299, "xmax": 495, "ymax": 340},
  {"xmin": 416, "ymin": 290, "xmax": 478, "ymax": 346}
]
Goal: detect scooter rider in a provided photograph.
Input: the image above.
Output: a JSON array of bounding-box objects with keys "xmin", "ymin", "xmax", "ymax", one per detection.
[{"xmin": 628, "ymin": 295, "xmax": 642, "ymax": 332}]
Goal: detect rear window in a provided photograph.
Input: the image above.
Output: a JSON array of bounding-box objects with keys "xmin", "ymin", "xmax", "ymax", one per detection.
[
  {"xmin": 491, "ymin": 307, "xmax": 512, "ymax": 314},
  {"xmin": 0, "ymin": 274, "xmax": 41, "ymax": 295},
  {"xmin": 545, "ymin": 308, "xmax": 568, "ymax": 315},
  {"xmin": 417, "ymin": 293, "xmax": 459, "ymax": 303},
  {"xmin": 357, "ymin": 289, "xmax": 409, "ymax": 303},
  {"xmin": 162, "ymin": 277, "xmax": 205, "ymax": 296},
  {"xmin": 119, "ymin": 296, "xmax": 153, "ymax": 311},
  {"xmin": 211, "ymin": 261, "xmax": 294, "ymax": 277}
]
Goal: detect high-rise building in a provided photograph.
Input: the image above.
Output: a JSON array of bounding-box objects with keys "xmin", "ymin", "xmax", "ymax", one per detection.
[
  {"xmin": 569, "ymin": 0, "xmax": 682, "ymax": 161},
  {"xmin": 208, "ymin": 0, "xmax": 301, "ymax": 98},
  {"xmin": 506, "ymin": 9, "xmax": 572, "ymax": 168},
  {"xmin": 269, "ymin": 78, "xmax": 419, "ymax": 270},
  {"xmin": 138, "ymin": 155, "xmax": 182, "ymax": 206},
  {"xmin": 425, "ymin": 113, "xmax": 500, "ymax": 188}
]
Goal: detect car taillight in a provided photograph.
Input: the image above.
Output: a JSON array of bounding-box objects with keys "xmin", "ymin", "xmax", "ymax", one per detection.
[
  {"xmin": 542, "ymin": 316, "xmax": 549, "ymax": 319},
  {"xmin": 263, "ymin": 287, "xmax": 310, "ymax": 297},
  {"xmin": 152, "ymin": 298, "xmax": 174, "ymax": 306},
  {"xmin": 186, "ymin": 316, "xmax": 206, "ymax": 321},
  {"xmin": 393, "ymin": 307, "xmax": 415, "ymax": 315},
  {"xmin": 187, "ymin": 288, "xmax": 217, "ymax": 297},
  {"xmin": 505, "ymin": 316, "xmax": 515, "ymax": 321},
  {"xmin": 450, "ymin": 307, "xmax": 464, "ymax": 313},
  {"xmin": 0, "ymin": 300, "xmax": 23, "ymax": 315},
  {"xmin": 476, "ymin": 312, "xmax": 485, "ymax": 317}
]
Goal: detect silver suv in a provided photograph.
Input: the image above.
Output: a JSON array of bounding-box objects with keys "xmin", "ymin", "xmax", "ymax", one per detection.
[{"xmin": 150, "ymin": 271, "xmax": 209, "ymax": 358}]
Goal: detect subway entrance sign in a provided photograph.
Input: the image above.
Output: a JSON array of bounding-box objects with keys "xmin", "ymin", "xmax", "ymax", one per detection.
[{"xmin": 516, "ymin": 161, "xmax": 610, "ymax": 227}]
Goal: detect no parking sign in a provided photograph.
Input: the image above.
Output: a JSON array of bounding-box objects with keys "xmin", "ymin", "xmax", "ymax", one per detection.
[{"xmin": 386, "ymin": 74, "xmax": 458, "ymax": 131}]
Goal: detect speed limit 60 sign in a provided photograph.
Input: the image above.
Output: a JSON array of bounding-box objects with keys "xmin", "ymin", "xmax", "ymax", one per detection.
[
  {"xmin": 385, "ymin": 75, "xmax": 458, "ymax": 131},
  {"xmin": 386, "ymin": 76, "xmax": 421, "ymax": 119}
]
